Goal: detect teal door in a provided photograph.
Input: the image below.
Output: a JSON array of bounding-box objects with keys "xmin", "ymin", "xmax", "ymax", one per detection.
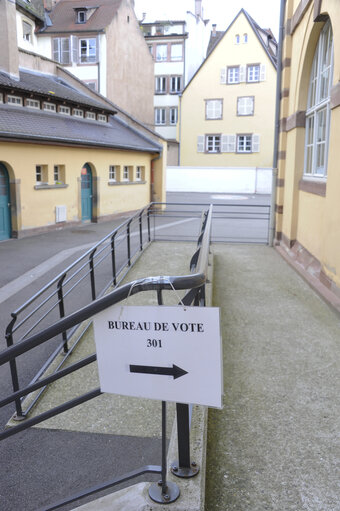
[
  {"xmin": 0, "ymin": 164, "xmax": 11, "ymax": 241},
  {"xmin": 81, "ymin": 164, "xmax": 92, "ymax": 221}
]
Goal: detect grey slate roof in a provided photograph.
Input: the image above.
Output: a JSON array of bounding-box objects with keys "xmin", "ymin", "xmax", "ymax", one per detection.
[
  {"xmin": 0, "ymin": 103, "xmax": 162, "ymax": 152},
  {"xmin": 16, "ymin": 0, "xmax": 45, "ymax": 22},
  {"xmin": 0, "ymin": 69, "xmax": 114, "ymax": 112},
  {"xmin": 206, "ymin": 31, "xmax": 224, "ymax": 57}
]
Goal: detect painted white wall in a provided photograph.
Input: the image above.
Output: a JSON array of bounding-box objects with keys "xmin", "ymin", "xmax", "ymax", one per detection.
[{"xmin": 166, "ymin": 166, "xmax": 273, "ymax": 193}]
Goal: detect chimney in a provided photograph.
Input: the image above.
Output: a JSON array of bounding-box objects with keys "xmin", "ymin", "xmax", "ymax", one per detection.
[
  {"xmin": 195, "ymin": 0, "xmax": 202, "ymax": 18},
  {"xmin": 0, "ymin": 0, "xmax": 19, "ymax": 79},
  {"xmin": 212, "ymin": 24, "xmax": 217, "ymax": 37}
]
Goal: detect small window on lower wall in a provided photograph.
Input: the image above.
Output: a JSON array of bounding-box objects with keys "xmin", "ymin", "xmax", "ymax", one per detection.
[
  {"xmin": 135, "ymin": 166, "xmax": 144, "ymax": 181},
  {"xmin": 122, "ymin": 166, "xmax": 132, "ymax": 181},
  {"xmin": 54, "ymin": 165, "xmax": 65, "ymax": 184},
  {"xmin": 109, "ymin": 165, "xmax": 120, "ymax": 182},
  {"xmin": 36, "ymin": 164, "xmax": 48, "ymax": 185}
]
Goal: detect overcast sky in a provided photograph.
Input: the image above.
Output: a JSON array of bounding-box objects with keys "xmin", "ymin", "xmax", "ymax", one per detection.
[{"xmin": 134, "ymin": 0, "xmax": 281, "ymax": 39}]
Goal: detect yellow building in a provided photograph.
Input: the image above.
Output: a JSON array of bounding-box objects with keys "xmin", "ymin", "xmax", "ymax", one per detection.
[
  {"xmin": 275, "ymin": 0, "xmax": 340, "ymax": 297},
  {"xmin": 179, "ymin": 9, "xmax": 278, "ymax": 168}
]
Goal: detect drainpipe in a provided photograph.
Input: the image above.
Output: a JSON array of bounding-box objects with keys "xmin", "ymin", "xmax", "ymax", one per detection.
[
  {"xmin": 269, "ymin": 0, "xmax": 286, "ymax": 246},
  {"xmin": 151, "ymin": 152, "xmax": 161, "ymax": 203},
  {"xmin": 178, "ymin": 93, "xmax": 182, "ymax": 166}
]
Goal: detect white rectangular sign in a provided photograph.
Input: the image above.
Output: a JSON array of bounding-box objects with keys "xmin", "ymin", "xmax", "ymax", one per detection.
[{"xmin": 93, "ymin": 305, "xmax": 223, "ymax": 408}]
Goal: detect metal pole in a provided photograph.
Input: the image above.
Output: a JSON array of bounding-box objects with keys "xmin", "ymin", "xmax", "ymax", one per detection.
[
  {"xmin": 89, "ymin": 249, "xmax": 97, "ymax": 300},
  {"xmin": 111, "ymin": 233, "xmax": 116, "ymax": 286},
  {"xmin": 5, "ymin": 316, "xmax": 24, "ymax": 419},
  {"xmin": 57, "ymin": 274, "xmax": 68, "ymax": 353}
]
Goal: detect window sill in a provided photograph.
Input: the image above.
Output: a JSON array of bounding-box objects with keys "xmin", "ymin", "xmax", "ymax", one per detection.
[
  {"xmin": 34, "ymin": 184, "xmax": 68, "ymax": 190},
  {"xmin": 299, "ymin": 178, "xmax": 326, "ymax": 196},
  {"xmin": 108, "ymin": 180, "xmax": 146, "ymax": 186}
]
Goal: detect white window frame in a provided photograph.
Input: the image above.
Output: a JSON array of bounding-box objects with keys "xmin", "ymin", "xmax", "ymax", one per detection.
[
  {"xmin": 171, "ymin": 43, "xmax": 183, "ymax": 61},
  {"xmin": 122, "ymin": 166, "xmax": 130, "ymax": 181},
  {"xmin": 206, "ymin": 99, "xmax": 223, "ymax": 120},
  {"xmin": 155, "ymin": 108, "xmax": 166, "ymax": 125},
  {"xmin": 237, "ymin": 134, "xmax": 252, "ymax": 153},
  {"xmin": 170, "ymin": 107, "xmax": 178, "ymax": 125},
  {"xmin": 36, "ymin": 165, "xmax": 48, "ymax": 185},
  {"xmin": 109, "ymin": 165, "xmax": 116, "ymax": 182},
  {"xmin": 304, "ymin": 21, "xmax": 333, "ymax": 179},
  {"xmin": 26, "ymin": 99, "xmax": 40, "ymax": 109},
  {"xmin": 77, "ymin": 10, "xmax": 86, "ymax": 23},
  {"xmin": 7, "ymin": 95, "xmax": 22, "ymax": 106},
  {"xmin": 170, "ymin": 76, "xmax": 181, "ymax": 93},
  {"xmin": 237, "ymin": 96, "xmax": 254, "ymax": 116},
  {"xmin": 97, "ymin": 114, "xmax": 107, "ymax": 122},
  {"xmin": 79, "ymin": 38, "xmax": 97, "ymax": 63},
  {"xmin": 85, "ymin": 111, "xmax": 96, "ymax": 120},
  {"xmin": 155, "ymin": 76, "xmax": 166, "ymax": 93},
  {"xmin": 43, "ymin": 102, "xmax": 56, "ymax": 112},
  {"xmin": 206, "ymin": 135, "xmax": 221, "ymax": 153},
  {"xmin": 156, "ymin": 44, "xmax": 167, "ymax": 62},
  {"xmin": 136, "ymin": 166, "xmax": 143, "ymax": 181},
  {"xmin": 73, "ymin": 108, "xmax": 84, "ymax": 118},
  {"xmin": 22, "ymin": 21, "xmax": 32, "ymax": 43},
  {"xmin": 243, "ymin": 33, "xmax": 248, "ymax": 43},
  {"xmin": 227, "ymin": 66, "xmax": 240, "ymax": 84},
  {"xmin": 59, "ymin": 105, "xmax": 71, "ymax": 115},
  {"xmin": 247, "ymin": 64, "xmax": 260, "ymax": 83},
  {"xmin": 235, "ymin": 34, "xmax": 240, "ymax": 44}
]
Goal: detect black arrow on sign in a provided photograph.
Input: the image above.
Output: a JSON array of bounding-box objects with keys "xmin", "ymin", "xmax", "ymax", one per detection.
[{"xmin": 129, "ymin": 364, "xmax": 188, "ymax": 380}]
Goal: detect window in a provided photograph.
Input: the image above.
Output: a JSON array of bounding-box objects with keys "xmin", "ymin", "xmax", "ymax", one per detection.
[
  {"xmin": 43, "ymin": 102, "xmax": 56, "ymax": 112},
  {"xmin": 206, "ymin": 135, "xmax": 221, "ymax": 153},
  {"xmin": 155, "ymin": 76, "xmax": 166, "ymax": 93},
  {"xmin": 235, "ymin": 34, "xmax": 240, "ymax": 44},
  {"xmin": 26, "ymin": 99, "xmax": 40, "ymax": 109},
  {"xmin": 109, "ymin": 165, "xmax": 117, "ymax": 181},
  {"xmin": 85, "ymin": 81, "xmax": 97, "ymax": 91},
  {"xmin": 237, "ymin": 135, "xmax": 252, "ymax": 153},
  {"xmin": 237, "ymin": 96, "xmax": 254, "ymax": 116},
  {"xmin": 0, "ymin": 94, "xmax": 3, "ymax": 104},
  {"xmin": 36, "ymin": 165, "xmax": 48, "ymax": 184},
  {"xmin": 22, "ymin": 21, "xmax": 32, "ymax": 43},
  {"xmin": 170, "ymin": 107, "xmax": 178, "ymax": 125},
  {"xmin": 304, "ymin": 21, "xmax": 333, "ymax": 178},
  {"xmin": 59, "ymin": 105, "xmax": 70, "ymax": 115},
  {"xmin": 206, "ymin": 99, "xmax": 223, "ymax": 120},
  {"xmin": 53, "ymin": 37, "xmax": 70, "ymax": 64},
  {"xmin": 247, "ymin": 64, "xmax": 260, "ymax": 82},
  {"xmin": 7, "ymin": 95, "xmax": 22, "ymax": 106},
  {"xmin": 122, "ymin": 166, "xmax": 130, "ymax": 181},
  {"xmin": 243, "ymin": 33, "xmax": 248, "ymax": 43},
  {"xmin": 155, "ymin": 108, "xmax": 166, "ymax": 125},
  {"xmin": 86, "ymin": 111, "xmax": 96, "ymax": 120},
  {"xmin": 227, "ymin": 66, "xmax": 240, "ymax": 84},
  {"xmin": 171, "ymin": 44, "xmax": 183, "ymax": 61},
  {"xmin": 97, "ymin": 114, "xmax": 107, "ymax": 122},
  {"xmin": 53, "ymin": 165, "xmax": 65, "ymax": 184},
  {"xmin": 136, "ymin": 166, "xmax": 143, "ymax": 181},
  {"xmin": 156, "ymin": 44, "xmax": 167, "ymax": 61},
  {"xmin": 79, "ymin": 38, "xmax": 97, "ymax": 63},
  {"xmin": 77, "ymin": 10, "xmax": 86, "ymax": 23},
  {"xmin": 73, "ymin": 109, "xmax": 84, "ymax": 118},
  {"xmin": 170, "ymin": 76, "xmax": 181, "ymax": 93}
]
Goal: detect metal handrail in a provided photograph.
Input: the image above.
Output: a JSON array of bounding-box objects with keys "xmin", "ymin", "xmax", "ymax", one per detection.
[{"xmin": 0, "ymin": 205, "xmax": 212, "ymax": 369}]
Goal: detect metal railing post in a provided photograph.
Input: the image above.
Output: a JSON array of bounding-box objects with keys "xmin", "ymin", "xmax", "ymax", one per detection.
[
  {"xmin": 111, "ymin": 233, "xmax": 117, "ymax": 286},
  {"xmin": 89, "ymin": 248, "xmax": 97, "ymax": 300},
  {"xmin": 127, "ymin": 220, "xmax": 131, "ymax": 266},
  {"xmin": 5, "ymin": 315, "xmax": 24, "ymax": 419},
  {"xmin": 147, "ymin": 206, "xmax": 151, "ymax": 242},
  {"xmin": 139, "ymin": 211, "xmax": 143, "ymax": 251},
  {"xmin": 57, "ymin": 274, "xmax": 68, "ymax": 353}
]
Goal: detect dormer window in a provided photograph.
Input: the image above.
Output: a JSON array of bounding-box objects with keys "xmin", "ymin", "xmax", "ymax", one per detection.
[{"xmin": 77, "ymin": 10, "xmax": 86, "ymax": 23}]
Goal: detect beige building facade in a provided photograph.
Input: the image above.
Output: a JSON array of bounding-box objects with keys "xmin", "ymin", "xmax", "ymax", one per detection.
[
  {"xmin": 179, "ymin": 9, "xmax": 277, "ymax": 168},
  {"xmin": 275, "ymin": 0, "xmax": 340, "ymax": 295}
]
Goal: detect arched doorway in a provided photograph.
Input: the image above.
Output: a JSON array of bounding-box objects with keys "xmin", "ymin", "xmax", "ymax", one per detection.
[
  {"xmin": 0, "ymin": 163, "xmax": 11, "ymax": 240},
  {"xmin": 81, "ymin": 163, "xmax": 93, "ymax": 221}
]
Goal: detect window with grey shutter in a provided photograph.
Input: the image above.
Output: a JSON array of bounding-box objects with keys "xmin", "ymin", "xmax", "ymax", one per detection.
[
  {"xmin": 197, "ymin": 135, "xmax": 204, "ymax": 152},
  {"xmin": 252, "ymin": 134, "xmax": 260, "ymax": 152}
]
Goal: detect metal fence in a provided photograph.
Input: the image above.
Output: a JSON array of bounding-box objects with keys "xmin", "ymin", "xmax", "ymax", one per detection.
[{"xmin": 0, "ymin": 204, "xmax": 213, "ymax": 509}]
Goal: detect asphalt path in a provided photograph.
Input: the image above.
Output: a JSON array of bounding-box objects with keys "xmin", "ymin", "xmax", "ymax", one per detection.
[{"xmin": 0, "ymin": 192, "xmax": 271, "ymax": 510}]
